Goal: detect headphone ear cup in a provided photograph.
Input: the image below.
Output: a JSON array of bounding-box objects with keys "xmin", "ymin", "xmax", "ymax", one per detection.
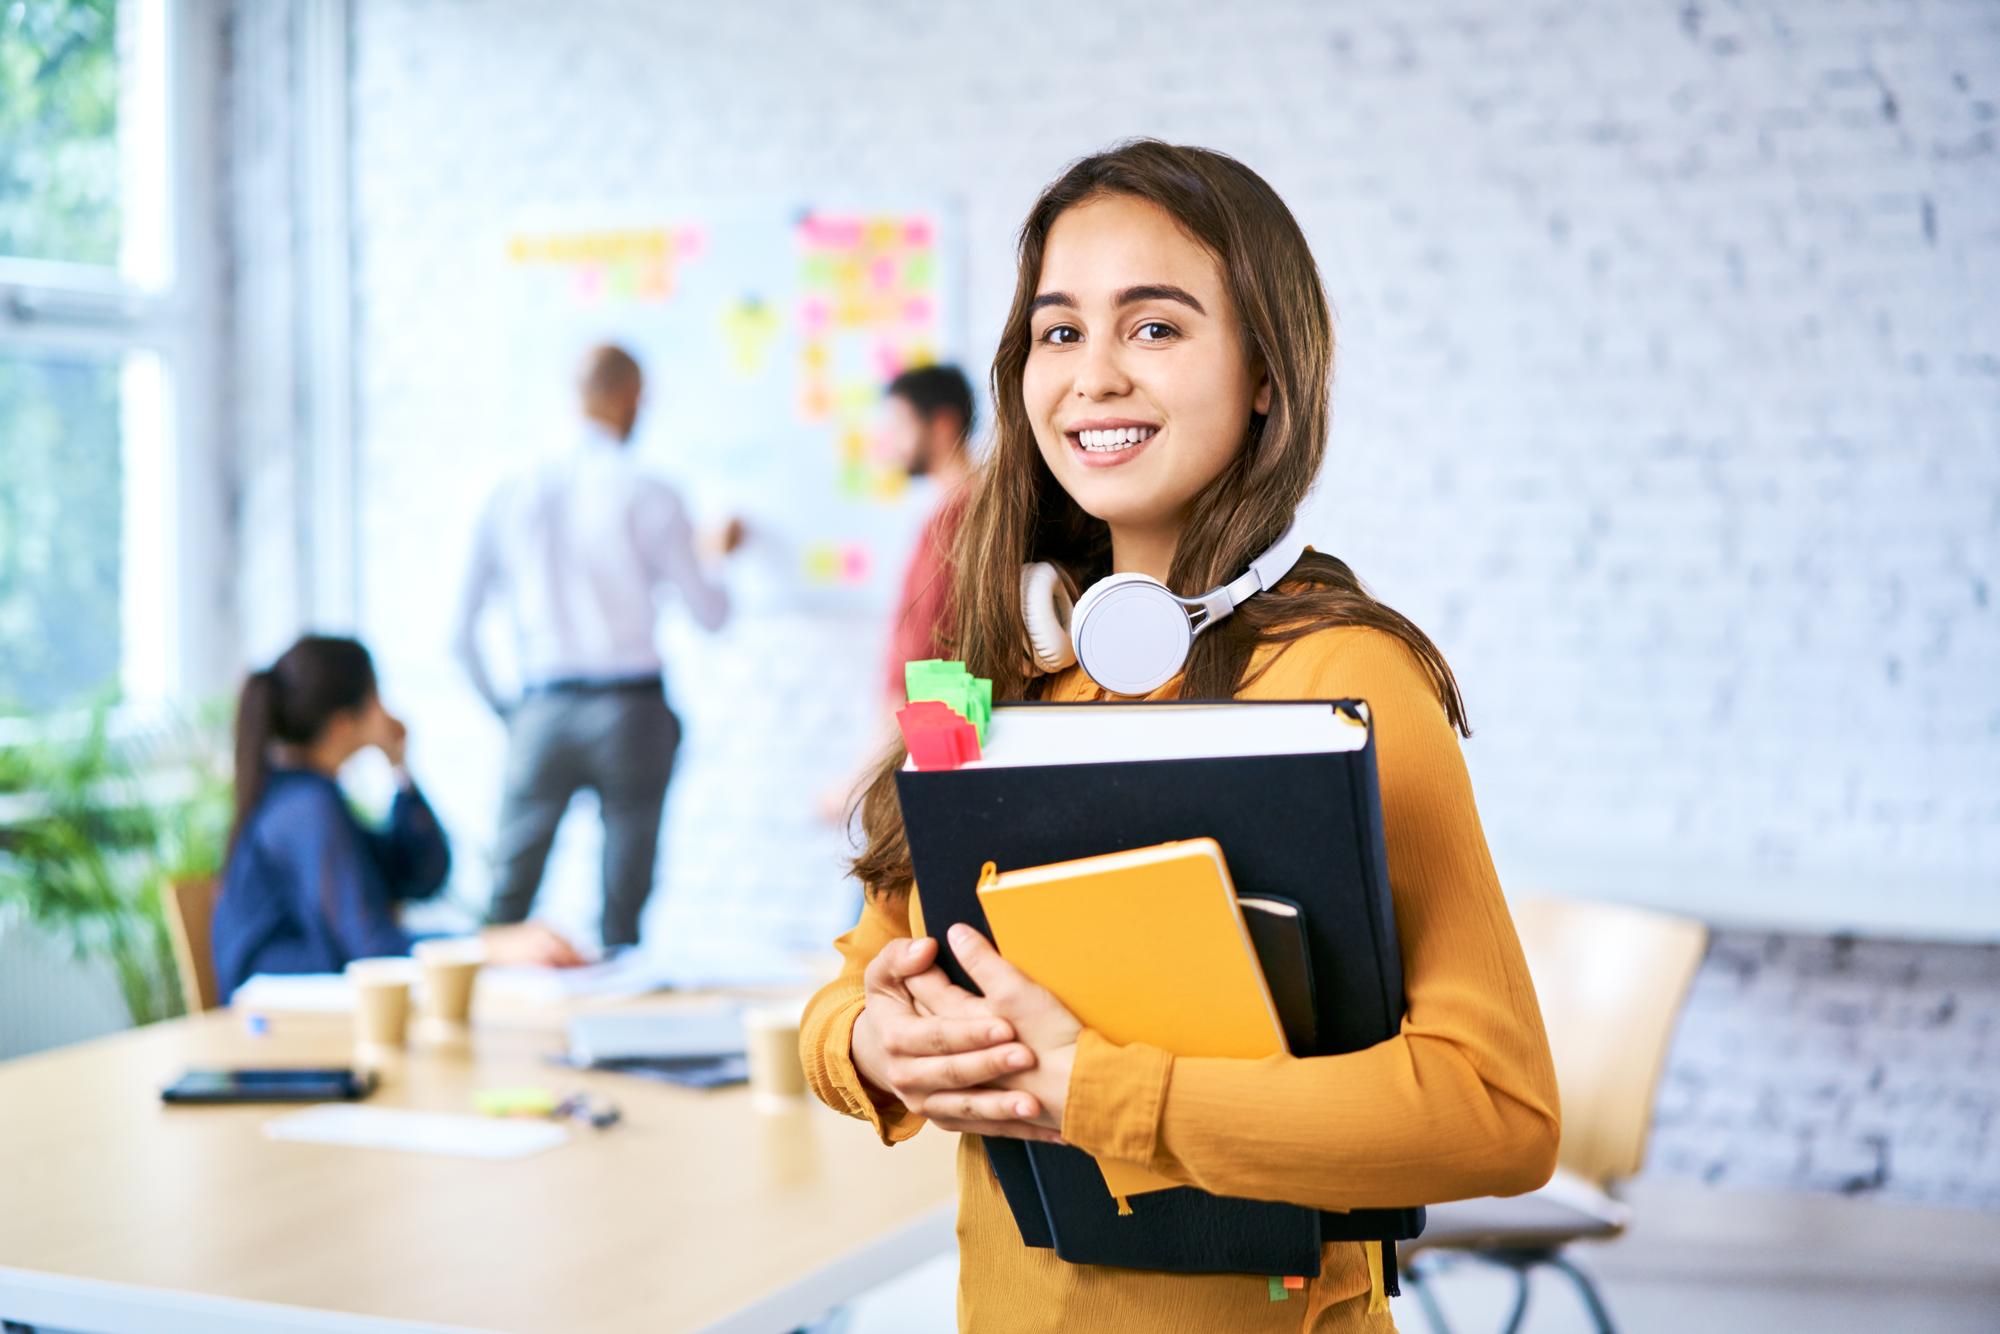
[{"xmin": 1019, "ymin": 562, "xmax": 1078, "ymax": 674}]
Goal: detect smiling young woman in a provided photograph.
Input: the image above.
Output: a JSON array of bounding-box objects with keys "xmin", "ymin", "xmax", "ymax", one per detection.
[{"xmin": 801, "ymin": 141, "xmax": 1559, "ymax": 1333}]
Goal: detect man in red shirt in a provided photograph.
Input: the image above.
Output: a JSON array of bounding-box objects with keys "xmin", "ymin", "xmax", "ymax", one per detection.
[
  {"xmin": 877, "ymin": 364, "xmax": 975, "ymax": 707},
  {"xmin": 822, "ymin": 365, "xmax": 976, "ymax": 823}
]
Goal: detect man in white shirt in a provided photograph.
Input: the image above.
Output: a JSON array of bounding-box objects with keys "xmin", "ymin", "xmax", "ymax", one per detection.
[{"xmin": 454, "ymin": 344, "xmax": 739, "ymax": 949}]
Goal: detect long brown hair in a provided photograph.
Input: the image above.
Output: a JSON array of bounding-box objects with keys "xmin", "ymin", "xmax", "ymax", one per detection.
[{"xmin": 853, "ymin": 140, "xmax": 1466, "ymax": 898}]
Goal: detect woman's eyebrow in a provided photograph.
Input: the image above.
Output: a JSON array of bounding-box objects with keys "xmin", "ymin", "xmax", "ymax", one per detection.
[
  {"xmin": 1028, "ymin": 291, "xmax": 1075, "ymax": 315},
  {"xmin": 1117, "ymin": 284, "xmax": 1206, "ymax": 314}
]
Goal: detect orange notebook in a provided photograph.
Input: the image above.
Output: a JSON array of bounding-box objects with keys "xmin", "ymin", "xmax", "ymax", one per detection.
[{"xmin": 975, "ymin": 838, "xmax": 1285, "ymax": 1204}]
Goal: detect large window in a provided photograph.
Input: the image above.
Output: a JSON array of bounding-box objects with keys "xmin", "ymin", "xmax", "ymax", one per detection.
[
  {"xmin": 0, "ymin": 0, "xmax": 206, "ymax": 715},
  {"xmin": 0, "ymin": 0, "xmax": 123, "ymax": 268}
]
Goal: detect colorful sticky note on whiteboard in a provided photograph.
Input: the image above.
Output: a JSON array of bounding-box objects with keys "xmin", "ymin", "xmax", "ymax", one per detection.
[
  {"xmin": 803, "ymin": 541, "xmax": 874, "ymax": 586},
  {"xmin": 721, "ymin": 296, "xmax": 779, "ymax": 376},
  {"xmin": 637, "ymin": 259, "xmax": 671, "ymax": 300},
  {"xmin": 799, "ymin": 384, "xmax": 833, "ymax": 423}
]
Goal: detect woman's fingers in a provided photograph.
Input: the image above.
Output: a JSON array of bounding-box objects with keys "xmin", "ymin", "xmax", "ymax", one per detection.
[
  {"xmin": 861, "ymin": 937, "xmax": 936, "ymax": 1007},
  {"xmin": 892, "ymin": 1040, "xmax": 1034, "ymax": 1094},
  {"xmin": 906, "ymin": 963, "xmax": 993, "ymax": 1018},
  {"xmin": 881, "ymin": 1013, "xmax": 1015, "ymax": 1057},
  {"xmin": 945, "ymin": 924, "xmax": 1030, "ymax": 1005},
  {"xmin": 918, "ymin": 1087, "xmax": 1043, "ymax": 1124}
]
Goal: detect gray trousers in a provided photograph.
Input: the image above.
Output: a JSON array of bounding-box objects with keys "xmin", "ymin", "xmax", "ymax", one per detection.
[{"xmin": 486, "ymin": 684, "xmax": 680, "ymax": 950}]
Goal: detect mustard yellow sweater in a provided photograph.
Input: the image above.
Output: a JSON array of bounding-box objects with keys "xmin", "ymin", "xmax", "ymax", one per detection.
[{"xmin": 802, "ymin": 626, "xmax": 1560, "ymax": 1332}]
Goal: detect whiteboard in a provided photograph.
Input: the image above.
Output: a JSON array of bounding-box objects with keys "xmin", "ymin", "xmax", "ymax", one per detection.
[{"xmin": 497, "ymin": 200, "xmax": 963, "ymax": 615}]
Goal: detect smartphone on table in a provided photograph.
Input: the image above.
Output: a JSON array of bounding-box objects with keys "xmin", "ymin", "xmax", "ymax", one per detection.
[{"xmin": 161, "ymin": 1067, "xmax": 377, "ymax": 1104}]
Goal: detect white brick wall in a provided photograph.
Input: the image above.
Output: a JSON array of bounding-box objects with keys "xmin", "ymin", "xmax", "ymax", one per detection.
[
  {"xmin": 1650, "ymin": 929, "xmax": 1999, "ymax": 1208},
  {"xmin": 222, "ymin": 0, "xmax": 1999, "ymax": 1202}
]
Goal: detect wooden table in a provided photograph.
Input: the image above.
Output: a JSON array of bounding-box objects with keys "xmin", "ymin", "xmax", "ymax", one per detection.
[{"xmin": 0, "ymin": 998, "xmax": 956, "ymax": 1334}]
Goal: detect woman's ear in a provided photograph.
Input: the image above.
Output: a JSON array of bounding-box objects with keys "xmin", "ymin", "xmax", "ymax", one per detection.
[{"xmin": 1253, "ymin": 371, "xmax": 1273, "ymax": 416}]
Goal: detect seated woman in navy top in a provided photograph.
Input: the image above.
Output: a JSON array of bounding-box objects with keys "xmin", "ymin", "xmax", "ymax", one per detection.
[{"xmin": 214, "ymin": 634, "xmax": 583, "ymax": 1001}]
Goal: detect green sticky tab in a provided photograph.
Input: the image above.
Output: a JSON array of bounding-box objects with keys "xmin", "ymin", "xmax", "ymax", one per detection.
[
  {"xmin": 903, "ymin": 658, "xmax": 961, "ymax": 698},
  {"xmin": 1267, "ymin": 1275, "xmax": 1288, "ymax": 1302},
  {"xmin": 902, "ymin": 659, "xmax": 992, "ymax": 743},
  {"xmin": 475, "ymin": 1086, "xmax": 558, "ymax": 1118}
]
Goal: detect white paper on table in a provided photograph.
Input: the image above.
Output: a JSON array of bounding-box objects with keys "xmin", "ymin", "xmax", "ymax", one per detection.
[
  {"xmin": 262, "ymin": 1105, "xmax": 570, "ymax": 1159},
  {"xmin": 480, "ymin": 951, "xmax": 679, "ymax": 1004},
  {"xmin": 482, "ymin": 942, "xmax": 820, "ymax": 1004},
  {"xmin": 231, "ymin": 973, "xmax": 353, "ymax": 1012}
]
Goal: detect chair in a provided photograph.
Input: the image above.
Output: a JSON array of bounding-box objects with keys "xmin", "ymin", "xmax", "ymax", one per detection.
[
  {"xmin": 1402, "ymin": 896, "xmax": 1708, "ymax": 1334},
  {"xmin": 161, "ymin": 876, "xmax": 221, "ymax": 1014}
]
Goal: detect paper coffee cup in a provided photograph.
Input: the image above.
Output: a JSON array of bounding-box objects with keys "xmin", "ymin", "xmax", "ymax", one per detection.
[
  {"xmin": 743, "ymin": 1002, "xmax": 808, "ymax": 1111},
  {"xmin": 412, "ymin": 936, "xmax": 485, "ymax": 1034},
  {"xmin": 346, "ymin": 956, "xmax": 417, "ymax": 1058}
]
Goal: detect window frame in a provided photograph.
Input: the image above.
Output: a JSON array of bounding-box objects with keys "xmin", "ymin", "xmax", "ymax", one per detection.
[{"xmin": 0, "ymin": 0, "xmax": 226, "ymax": 713}]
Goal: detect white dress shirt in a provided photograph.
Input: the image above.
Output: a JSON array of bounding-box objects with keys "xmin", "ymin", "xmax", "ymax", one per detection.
[{"xmin": 454, "ymin": 421, "xmax": 729, "ymax": 712}]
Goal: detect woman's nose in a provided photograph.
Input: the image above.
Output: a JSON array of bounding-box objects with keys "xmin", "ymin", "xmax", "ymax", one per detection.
[{"xmin": 1073, "ymin": 337, "xmax": 1132, "ymax": 400}]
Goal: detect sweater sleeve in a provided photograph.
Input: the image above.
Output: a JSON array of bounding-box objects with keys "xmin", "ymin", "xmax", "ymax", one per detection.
[
  {"xmin": 284, "ymin": 787, "xmax": 415, "ymax": 963},
  {"xmin": 361, "ymin": 785, "xmax": 453, "ymax": 901},
  {"xmin": 1059, "ymin": 631, "xmax": 1561, "ymax": 1210},
  {"xmin": 800, "ymin": 887, "xmax": 929, "ymax": 1146}
]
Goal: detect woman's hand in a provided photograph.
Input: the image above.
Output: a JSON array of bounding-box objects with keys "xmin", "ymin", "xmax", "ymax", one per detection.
[
  {"xmin": 361, "ymin": 699, "xmax": 408, "ymax": 767},
  {"xmin": 850, "ymin": 937, "xmax": 1064, "ymax": 1143},
  {"xmin": 480, "ymin": 921, "xmax": 587, "ymax": 968},
  {"xmin": 908, "ymin": 925, "xmax": 1082, "ymax": 1133}
]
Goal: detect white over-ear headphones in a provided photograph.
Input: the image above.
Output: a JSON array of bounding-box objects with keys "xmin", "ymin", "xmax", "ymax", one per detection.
[{"xmin": 1019, "ymin": 518, "xmax": 1309, "ymax": 697}]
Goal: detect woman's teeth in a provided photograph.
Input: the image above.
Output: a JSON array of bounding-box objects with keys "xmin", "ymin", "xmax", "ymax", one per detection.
[{"xmin": 1076, "ymin": 426, "xmax": 1157, "ymax": 452}]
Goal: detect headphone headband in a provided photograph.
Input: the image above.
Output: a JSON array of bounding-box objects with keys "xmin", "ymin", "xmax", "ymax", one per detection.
[
  {"xmin": 1244, "ymin": 516, "xmax": 1309, "ymax": 596},
  {"xmin": 1220, "ymin": 516, "xmax": 1309, "ymax": 611}
]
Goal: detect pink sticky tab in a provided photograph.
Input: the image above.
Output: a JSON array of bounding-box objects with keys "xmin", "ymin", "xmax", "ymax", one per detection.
[{"xmin": 897, "ymin": 701, "xmax": 980, "ymax": 771}]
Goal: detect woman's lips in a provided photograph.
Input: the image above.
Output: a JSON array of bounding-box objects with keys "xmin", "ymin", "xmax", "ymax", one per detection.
[{"xmin": 1066, "ymin": 425, "xmax": 1158, "ymax": 469}]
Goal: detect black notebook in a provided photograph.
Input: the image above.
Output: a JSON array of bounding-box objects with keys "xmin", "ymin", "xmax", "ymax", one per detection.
[
  {"xmin": 1239, "ymin": 896, "xmax": 1318, "ymax": 1054},
  {"xmin": 895, "ymin": 698, "xmax": 1424, "ymax": 1276}
]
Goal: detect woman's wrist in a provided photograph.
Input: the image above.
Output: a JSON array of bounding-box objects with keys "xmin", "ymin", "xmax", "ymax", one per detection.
[{"xmin": 848, "ymin": 1008, "xmax": 901, "ymax": 1109}]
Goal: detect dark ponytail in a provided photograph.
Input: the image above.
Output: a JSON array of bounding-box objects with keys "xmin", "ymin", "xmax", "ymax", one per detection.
[{"xmin": 227, "ymin": 635, "xmax": 379, "ymax": 856}]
